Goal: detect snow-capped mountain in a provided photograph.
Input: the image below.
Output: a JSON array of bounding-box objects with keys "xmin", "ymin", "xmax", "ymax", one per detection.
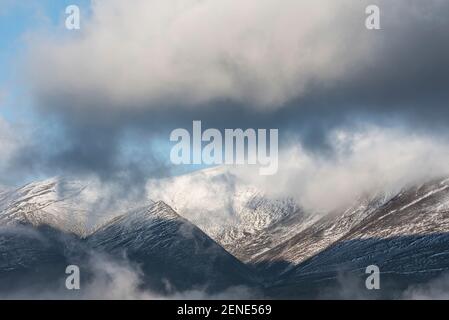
[
  {"xmin": 147, "ymin": 168, "xmax": 449, "ymax": 298},
  {"xmin": 2, "ymin": 172, "xmax": 449, "ymax": 298},
  {"xmin": 146, "ymin": 167, "xmax": 320, "ymax": 262},
  {"xmin": 88, "ymin": 201, "xmax": 257, "ymax": 293},
  {"xmin": 0, "ymin": 176, "xmax": 157, "ymax": 237},
  {"xmin": 0, "ymin": 178, "xmax": 89, "ymax": 235},
  {"xmin": 254, "ymin": 178, "xmax": 449, "ymax": 268},
  {"xmin": 254, "ymin": 178, "xmax": 449, "ymax": 298},
  {"xmin": 0, "ymin": 181, "xmax": 257, "ymax": 297},
  {"xmin": 211, "ymin": 194, "xmax": 318, "ymax": 263}
]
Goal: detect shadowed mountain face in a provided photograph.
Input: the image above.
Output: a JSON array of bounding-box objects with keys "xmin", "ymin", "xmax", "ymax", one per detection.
[
  {"xmin": 248, "ymin": 178, "xmax": 449, "ymax": 298},
  {"xmin": 254, "ymin": 179, "xmax": 449, "ymax": 267},
  {"xmin": 264, "ymin": 233, "xmax": 449, "ymax": 299},
  {"xmin": 0, "ymin": 225, "xmax": 85, "ymax": 296},
  {"xmin": 1, "ymin": 176, "xmax": 449, "ymax": 299},
  {"xmin": 0, "ymin": 192, "xmax": 257, "ymax": 298},
  {"xmin": 87, "ymin": 201, "xmax": 257, "ymax": 294}
]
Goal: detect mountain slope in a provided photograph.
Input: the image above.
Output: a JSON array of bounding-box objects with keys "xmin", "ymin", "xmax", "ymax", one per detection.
[
  {"xmin": 0, "ymin": 178, "xmax": 258, "ymax": 297},
  {"xmin": 147, "ymin": 167, "xmax": 317, "ymax": 262},
  {"xmin": 3, "ymin": 175, "xmax": 449, "ymax": 298},
  {"xmin": 88, "ymin": 201, "xmax": 257, "ymax": 293},
  {"xmin": 0, "ymin": 178, "xmax": 90, "ymax": 236},
  {"xmin": 256, "ymin": 178, "xmax": 449, "ymax": 298},
  {"xmin": 148, "ymin": 168, "xmax": 449, "ymax": 297}
]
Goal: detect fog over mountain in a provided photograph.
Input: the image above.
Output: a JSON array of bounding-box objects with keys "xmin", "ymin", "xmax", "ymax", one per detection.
[{"xmin": 148, "ymin": 126, "xmax": 449, "ymax": 214}]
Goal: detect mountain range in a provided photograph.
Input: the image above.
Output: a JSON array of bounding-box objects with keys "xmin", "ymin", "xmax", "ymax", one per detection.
[{"xmin": 1, "ymin": 170, "xmax": 449, "ymax": 299}]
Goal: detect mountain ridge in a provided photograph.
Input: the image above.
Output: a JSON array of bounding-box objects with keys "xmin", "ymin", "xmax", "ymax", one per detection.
[{"xmin": 2, "ymin": 173, "xmax": 449, "ymax": 298}]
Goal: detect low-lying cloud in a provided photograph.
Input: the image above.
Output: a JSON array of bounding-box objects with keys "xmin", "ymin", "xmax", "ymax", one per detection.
[
  {"xmin": 0, "ymin": 252, "xmax": 256, "ymax": 300},
  {"xmin": 148, "ymin": 126, "xmax": 449, "ymax": 216},
  {"xmin": 245, "ymin": 126, "xmax": 449, "ymax": 212},
  {"xmin": 403, "ymin": 273, "xmax": 449, "ymax": 300}
]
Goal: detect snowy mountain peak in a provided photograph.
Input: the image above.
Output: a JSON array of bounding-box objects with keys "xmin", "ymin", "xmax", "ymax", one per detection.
[
  {"xmin": 0, "ymin": 177, "xmax": 148, "ymax": 237},
  {"xmin": 147, "ymin": 166, "xmax": 313, "ymax": 262},
  {"xmin": 0, "ymin": 177, "xmax": 90, "ymax": 235}
]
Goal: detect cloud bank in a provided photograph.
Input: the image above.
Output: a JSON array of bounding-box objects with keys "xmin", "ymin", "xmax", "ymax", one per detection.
[
  {"xmin": 27, "ymin": 0, "xmax": 449, "ymax": 113},
  {"xmin": 0, "ymin": 251, "xmax": 256, "ymax": 299},
  {"xmin": 148, "ymin": 126, "xmax": 449, "ymax": 215},
  {"xmin": 13, "ymin": 0, "xmax": 449, "ymax": 181}
]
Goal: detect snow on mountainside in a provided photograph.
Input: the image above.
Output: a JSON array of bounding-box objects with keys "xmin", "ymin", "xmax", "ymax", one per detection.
[
  {"xmin": 88, "ymin": 201, "xmax": 256, "ymax": 293},
  {"xmin": 3, "ymin": 171, "xmax": 449, "ymax": 298},
  {"xmin": 146, "ymin": 166, "xmax": 318, "ymax": 262},
  {"xmin": 0, "ymin": 178, "xmax": 90, "ymax": 236},
  {"xmin": 251, "ymin": 178, "xmax": 449, "ymax": 298},
  {"xmin": 0, "ymin": 170, "xmax": 308, "ymax": 264},
  {"xmin": 0, "ymin": 190, "xmax": 256, "ymax": 296},
  {"xmin": 255, "ymin": 178, "xmax": 449, "ymax": 271},
  {"xmin": 251, "ymin": 192, "xmax": 393, "ymax": 274},
  {"xmin": 147, "ymin": 167, "xmax": 449, "ymax": 297},
  {"xmin": 0, "ymin": 177, "xmax": 148, "ymax": 237},
  {"xmin": 212, "ymin": 194, "xmax": 318, "ymax": 262}
]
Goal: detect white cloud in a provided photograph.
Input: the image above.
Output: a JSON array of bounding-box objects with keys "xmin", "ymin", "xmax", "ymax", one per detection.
[
  {"xmin": 0, "ymin": 117, "xmax": 21, "ymax": 168},
  {"xmin": 27, "ymin": 0, "xmax": 387, "ymax": 111},
  {"xmin": 146, "ymin": 167, "xmax": 249, "ymax": 230},
  {"xmin": 402, "ymin": 273, "xmax": 449, "ymax": 300},
  {"xmin": 148, "ymin": 126, "xmax": 449, "ymax": 214},
  {"xmin": 0, "ymin": 252, "xmax": 256, "ymax": 299},
  {"xmin": 254, "ymin": 127, "xmax": 449, "ymax": 212},
  {"xmin": 83, "ymin": 254, "xmax": 255, "ymax": 299}
]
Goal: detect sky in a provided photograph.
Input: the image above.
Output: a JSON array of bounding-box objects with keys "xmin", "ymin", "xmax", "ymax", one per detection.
[
  {"xmin": 0, "ymin": 0, "xmax": 93, "ymax": 184},
  {"xmin": 1, "ymin": 0, "xmax": 449, "ymax": 208}
]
